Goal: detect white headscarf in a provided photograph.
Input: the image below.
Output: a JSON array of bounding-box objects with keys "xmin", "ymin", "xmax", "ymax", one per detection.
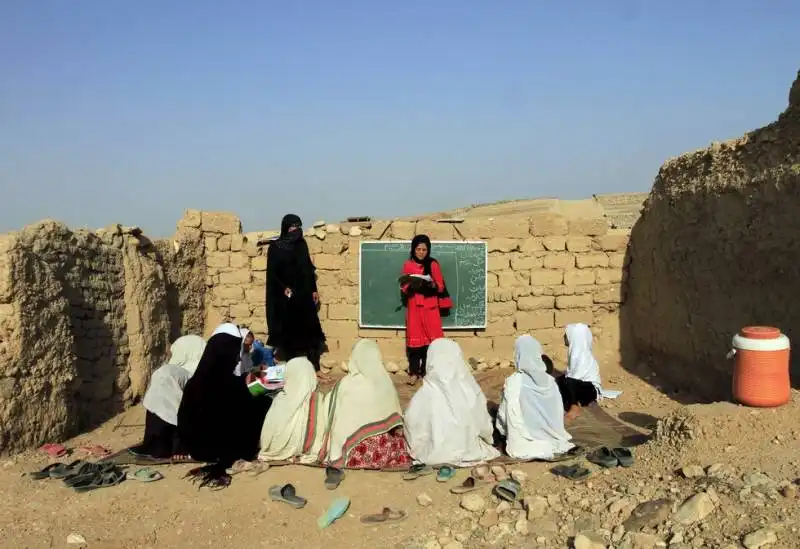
[
  {"xmin": 565, "ymin": 323, "xmax": 621, "ymax": 399},
  {"xmin": 142, "ymin": 335, "xmax": 207, "ymax": 426},
  {"xmin": 258, "ymin": 357, "xmax": 326, "ymax": 462},
  {"xmin": 319, "ymin": 340, "xmax": 403, "ymax": 466},
  {"xmin": 496, "ymin": 335, "xmax": 573, "ymax": 459},
  {"xmin": 211, "ymin": 322, "xmax": 253, "ymax": 376},
  {"xmin": 404, "ymin": 339, "xmax": 500, "ymax": 466}
]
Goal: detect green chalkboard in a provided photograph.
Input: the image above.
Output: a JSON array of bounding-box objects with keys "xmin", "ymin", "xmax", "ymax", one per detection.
[{"xmin": 359, "ymin": 240, "xmax": 487, "ymax": 329}]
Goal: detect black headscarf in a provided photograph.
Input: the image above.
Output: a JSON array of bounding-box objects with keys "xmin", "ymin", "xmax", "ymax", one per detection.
[
  {"xmin": 274, "ymin": 213, "xmax": 303, "ymax": 250},
  {"xmin": 177, "ymin": 332, "xmax": 256, "ymax": 465},
  {"xmin": 410, "ymin": 234, "xmax": 434, "ymax": 276}
]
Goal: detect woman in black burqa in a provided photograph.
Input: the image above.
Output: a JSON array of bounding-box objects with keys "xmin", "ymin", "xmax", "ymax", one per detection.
[
  {"xmin": 266, "ymin": 214, "xmax": 326, "ymax": 370},
  {"xmin": 177, "ymin": 324, "xmax": 268, "ymax": 489}
]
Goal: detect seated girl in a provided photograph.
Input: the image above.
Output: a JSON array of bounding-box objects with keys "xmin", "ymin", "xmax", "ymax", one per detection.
[
  {"xmin": 404, "ymin": 338, "xmax": 500, "ymax": 466},
  {"xmin": 556, "ymin": 323, "xmax": 621, "ymax": 419},
  {"xmin": 211, "ymin": 322, "xmax": 255, "ymax": 376},
  {"xmin": 317, "ymin": 339, "xmax": 411, "ymax": 469},
  {"xmin": 496, "ymin": 335, "xmax": 574, "ymax": 460},
  {"xmin": 131, "ymin": 334, "xmax": 206, "ymax": 460},
  {"xmin": 258, "ymin": 357, "xmax": 326, "ymax": 463}
]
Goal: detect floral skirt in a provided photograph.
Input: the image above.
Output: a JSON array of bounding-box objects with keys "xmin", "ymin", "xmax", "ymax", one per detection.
[{"xmin": 344, "ymin": 432, "xmax": 411, "ymax": 470}]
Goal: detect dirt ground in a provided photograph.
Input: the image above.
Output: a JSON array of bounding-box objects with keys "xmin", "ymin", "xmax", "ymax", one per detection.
[{"xmin": 0, "ymin": 356, "xmax": 797, "ymax": 549}]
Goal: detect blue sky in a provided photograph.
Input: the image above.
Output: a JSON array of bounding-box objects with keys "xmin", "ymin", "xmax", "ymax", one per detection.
[{"xmin": 1, "ymin": 1, "xmax": 798, "ymax": 236}]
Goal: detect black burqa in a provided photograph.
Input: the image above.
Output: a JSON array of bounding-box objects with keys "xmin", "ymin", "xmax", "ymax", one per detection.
[
  {"xmin": 177, "ymin": 332, "xmax": 266, "ymax": 488},
  {"xmin": 266, "ymin": 214, "xmax": 326, "ymax": 368}
]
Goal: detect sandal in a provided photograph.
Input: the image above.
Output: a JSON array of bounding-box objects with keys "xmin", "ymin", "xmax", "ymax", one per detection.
[
  {"xmin": 493, "ymin": 479, "xmax": 521, "ymax": 502},
  {"xmin": 318, "ymin": 497, "xmax": 351, "ymax": 529},
  {"xmin": 587, "ymin": 447, "xmax": 619, "ymax": 468},
  {"xmin": 62, "ymin": 462, "xmax": 117, "ymax": 486},
  {"xmin": 450, "ymin": 476, "xmax": 480, "ymax": 494},
  {"xmin": 611, "ymin": 447, "xmax": 634, "ymax": 468},
  {"xmin": 403, "ymin": 463, "xmax": 433, "ymax": 481},
  {"xmin": 325, "ymin": 466, "xmax": 345, "ymax": 490},
  {"xmin": 78, "ymin": 445, "xmax": 111, "ymax": 458},
  {"xmin": 436, "ymin": 465, "xmax": 456, "ymax": 482},
  {"xmin": 471, "ymin": 465, "xmax": 493, "ymax": 482},
  {"xmin": 360, "ymin": 507, "xmax": 407, "ymax": 524},
  {"xmin": 551, "ymin": 464, "xmax": 591, "ymax": 481},
  {"xmin": 39, "ymin": 443, "xmax": 68, "ymax": 459},
  {"xmin": 47, "ymin": 460, "xmax": 90, "ymax": 480},
  {"xmin": 132, "ymin": 467, "xmax": 163, "ymax": 482},
  {"xmin": 71, "ymin": 468, "xmax": 126, "ymax": 492},
  {"xmin": 546, "ymin": 445, "xmax": 586, "ymax": 463},
  {"xmin": 269, "ymin": 484, "xmax": 307, "ymax": 509},
  {"xmin": 28, "ymin": 463, "xmax": 64, "ymax": 480}
]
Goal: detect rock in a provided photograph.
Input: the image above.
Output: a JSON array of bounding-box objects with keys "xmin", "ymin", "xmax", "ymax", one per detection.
[
  {"xmin": 484, "ymin": 523, "xmax": 512, "ymax": 545},
  {"xmin": 339, "ymin": 361, "xmax": 349, "ymax": 373},
  {"xmin": 423, "ymin": 541, "xmax": 442, "ymax": 549},
  {"xmin": 573, "ymin": 531, "xmax": 606, "ymax": 549},
  {"xmin": 681, "ymin": 465, "xmax": 705, "ymax": 478},
  {"xmin": 499, "ymin": 359, "xmax": 512, "ymax": 369},
  {"xmin": 495, "ymin": 501, "xmax": 511, "ymax": 514},
  {"xmin": 510, "ymin": 469, "xmax": 528, "ymax": 483},
  {"xmin": 476, "ymin": 361, "xmax": 489, "ymax": 371},
  {"xmin": 348, "ymin": 226, "xmax": 362, "ymax": 237},
  {"xmin": 385, "ymin": 361, "xmax": 400, "ymax": 374},
  {"xmin": 524, "ymin": 496, "xmax": 549, "ymax": 520},
  {"xmin": 706, "ymin": 463, "xmax": 735, "ymax": 478},
  {"xmin": 460, "ymin": 493, "xmax": 486, "ymax": 513},
  {"xmin": 67, "ymin": 533, "xmax": 87, "ymax": 544},
  {"xmin": 674, "ymin": 493, "xmax": 715, "ymax": 525},
  {"xmin": 743, "ymin": 472, "xmax": 777, "ymax": 490},
  {"xmin": 325, "ymin": 224, "xmax": 339, "ymax": 234},
  {"xmin": 612, "ymin": 525, "xmax": 626, "ymax": 543},
  {"xmin": 442, "ymin": 542, "xmax": 463, "ymax": 549},
  {"xmin": 312, "ymin": 220, "xmax": 326, "ymax": 228},
  {"xmin": 623, "ymin": 498, "xmax": 672, "ymax": 532},
  {"xmin": 608, "ymin": 497, "xmax": 636, "ymax": 516},
  {"xmin": 479, "ymin": 509, "xmax": 499, "ymax": 528},
  {"xmin": 618, "ymin": 532, "xmax": 660, "ymax": 549},
  {"xmin": 417, "ymin": 493, "xmax": 433, "ymax": 507},
  {"xmin": 514, "ymin": 519, "xmax": 530, "ymax": 535},
  {"xmin": 742, "ymin": 528, "xmax": 777, "ymax": 548},
  {"xmin": 780, "ymin": 484, "xmax": 797, "ymax": 499},
  {"xmin": 313, "ymin": 229, "xmax": 326, "ymax": 240}
]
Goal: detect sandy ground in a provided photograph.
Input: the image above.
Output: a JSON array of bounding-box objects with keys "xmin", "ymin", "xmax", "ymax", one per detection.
[{"xmin": 1, "ymin": 355, "xmax": 798, "ymax": 549}]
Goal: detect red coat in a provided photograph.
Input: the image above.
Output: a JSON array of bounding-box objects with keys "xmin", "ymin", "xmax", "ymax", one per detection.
[{"xmin": 401, "ymin": 259, "xmax": 445, "ymax": 348}]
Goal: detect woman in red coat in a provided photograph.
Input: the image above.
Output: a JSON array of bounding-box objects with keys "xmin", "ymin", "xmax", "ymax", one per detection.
[{"xmin": 400, "ymin": 234, "xmax": 451, "ymax": 385}]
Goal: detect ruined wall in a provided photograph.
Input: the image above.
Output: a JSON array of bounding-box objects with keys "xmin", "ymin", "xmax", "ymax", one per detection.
[
  {"xmin": 199, "ymin": 212, "xmax": 630, "ymax": 370},
  {"xmin": 626, "ymin": 70, "xmax": 800, "ymax": 399},
  {"xmin": 0, "ymin": 221, "xmax": 171, "ymax": 454}
]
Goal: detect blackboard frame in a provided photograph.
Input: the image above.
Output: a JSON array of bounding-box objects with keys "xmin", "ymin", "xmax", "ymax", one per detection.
[{"xmin": 358, "ymin": 239, "xmax": 488, "ymax": 330}]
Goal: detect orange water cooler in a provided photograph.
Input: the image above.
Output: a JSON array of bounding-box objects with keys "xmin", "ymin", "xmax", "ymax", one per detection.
[{"xmin": 730, "ymin": 326, "xmax": 791, "ymax": 408}]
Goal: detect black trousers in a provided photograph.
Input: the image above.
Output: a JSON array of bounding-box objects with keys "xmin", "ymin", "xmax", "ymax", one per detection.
[
  {"xmin": 130, "ymin": 411, "xmax": 188, "ymax": 459},
  {"xmin": 407, "ymin": 345, "xmax": 429, "ymax": 377}
]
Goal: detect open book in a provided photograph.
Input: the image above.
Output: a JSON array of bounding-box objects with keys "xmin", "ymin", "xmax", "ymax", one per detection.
[
  {"xmin": 398, "ymin": 273, "xmax": 433, "ymax": 285},
  {"xmin": 247, "ymin": 365, "xmax": 286, "ymax": 396}
]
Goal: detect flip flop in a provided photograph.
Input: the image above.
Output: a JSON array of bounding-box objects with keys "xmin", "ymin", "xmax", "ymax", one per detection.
[
  {"xmin": 490, "ymin": 465, "xmax": 509, "ymax": 481},
  {"xmin": 62, "ymin": 462, "xmax": 117, "ymax": 486},
  {"xmin": 551, "ymin": 464, "xmax": 591, "ymax": 481},
  {"xmin": 28, "ymin": 463, "xmax": 64, "ymax": 480},
  {"xmin": 587, "ymin": 447, "xmax": 619, "ymax": 468},
  {"xmin": 493, "ymin": 479, "xmax": 521, "ymax": 502},
  {"xmin": 436, "ymin": 465, "xmax": 456, "ymax": 482},
  {"xmin": 71, "ymin": 468, "xmax": 126, "ymax": 492},
  {"xmin": 318, "ymin": 496, "xmax": 351, "ymax": 528},
  {"xmin": 39, "ymin": 443, "xmax": 68, "ymax": 459},
  {"xmin": 132, "ymin": 467, "xmax": 163, "ymax": 482},
  {"xmin": 78, "ymin": 445, "xmax": 111, "ymax": 458},
  {"xmin": 48, "ymin": 460, "xmax": 89, "ymax": 480},
  {"xmin": 269, "ymin": 484, "xmax": 307, "ymax": 509},
  {"xmin": 325, "ymin": 466, "xmax": 345, "ymax": 490},
  {"xmin": 450, "ymin": 476, "xmax": 480, "ymax": 494},
  {"xmin": 360, "ymin": 507, "xmax": 407, "ymax": 524},
  {"xmin": 611, "ymin": 447, "xmax": 634, "ymax": 468},
  {"xmin": 471, "ymin": 465, "xmax": 493, "ymax": 482},
  {"xmin": 403, "ymin": 463, "xmax": 433, "ymax": 481},
  {"xmin": 546, "ymin": 445, "xmax": 587, "ymax": 462}
]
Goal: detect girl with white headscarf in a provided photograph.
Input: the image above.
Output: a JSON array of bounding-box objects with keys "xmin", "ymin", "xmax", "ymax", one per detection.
[
  {"xmin": 131, "ymin": 335, "xmax": 206, "ymax": 459},
  {"xmin": 404, "ymin": 339, "xmax": 500, "ymax": 466},
  {"xmin": 556, "ymin": 323, "xmax": 621, "ymax": 415},
  {"xmin": 258, "ymin": 357, "xmax": 327, "ymax": 462},
  {"xmin": 317, "ymin": 340, "xmax": 411, "ymax": 469},
  {"xmin": 211, "ymin": 322, "xmax": 255, "ymax": 376},
  {"xmin": 496, "ymin": 335, "xmax": 574, "ymax": 460}
]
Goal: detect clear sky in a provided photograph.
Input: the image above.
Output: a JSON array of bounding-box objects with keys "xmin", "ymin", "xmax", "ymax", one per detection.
[{"xmin": 1, "ymin": 1, "xmax": 798, "ymax": 236}]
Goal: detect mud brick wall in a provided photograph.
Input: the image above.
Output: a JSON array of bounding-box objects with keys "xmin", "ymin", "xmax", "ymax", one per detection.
[{"xmin": 199, "ymin": 212, "xmax": 630, "ymax": 370}]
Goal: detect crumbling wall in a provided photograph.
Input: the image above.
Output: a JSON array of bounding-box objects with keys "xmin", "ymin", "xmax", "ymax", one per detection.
[
  {"xmin": 0, "ymin": 221, "xmax": 171, "ymax": 454},
  {"xmin": 625, "ymin": 70, "xmax": 800, "ymax": 399},
  {"xmin": 198, "ymin": 212, "xmax": 630, "ymax": 370}
]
